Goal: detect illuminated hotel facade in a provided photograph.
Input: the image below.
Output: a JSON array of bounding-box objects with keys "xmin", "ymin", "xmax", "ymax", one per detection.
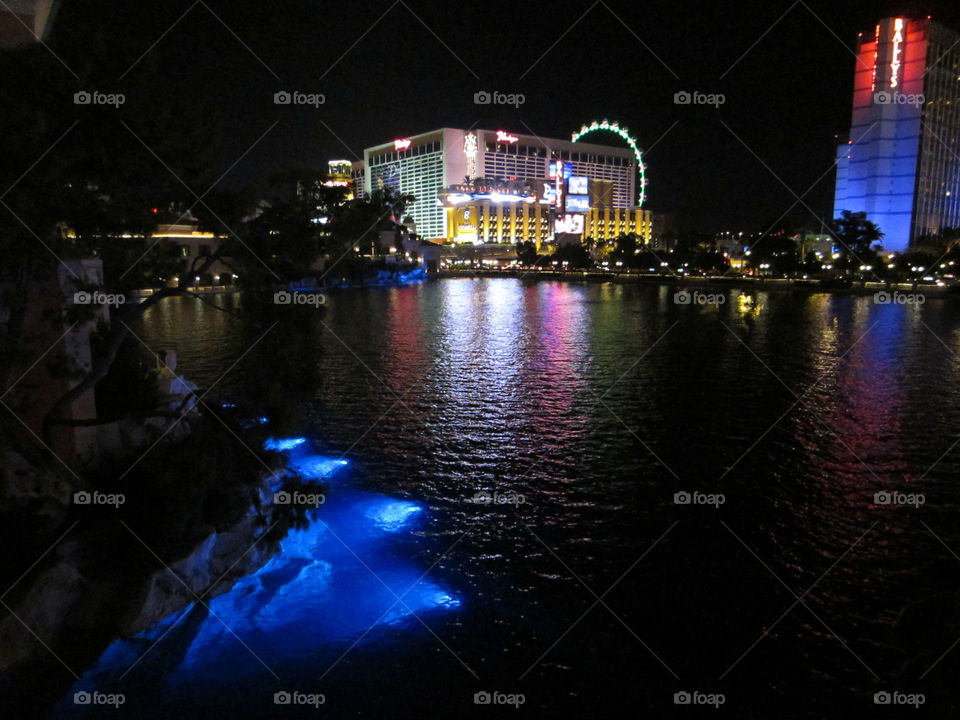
[
  {"xmin": 437, "ymin": 179, "xmax": 651, "ymax": 249},
  {"xmin": 362, "ymin": 128, "xmax": 647, "ymax": 246},
  {"xmin": 833, "ymin": 17, "xmax": 960, "ymax": 252}
]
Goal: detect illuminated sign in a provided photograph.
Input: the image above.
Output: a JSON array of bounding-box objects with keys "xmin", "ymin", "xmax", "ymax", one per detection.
[
  {"xmin": 890, "ymin": 18, "xmax": 904, "ymax": 88},
  {"xmin": 554, "ymin": 161, "xmax": 564, "ymax": 208},
  {"xmin": 540, "ymin": 182, "xmax": 557, "ymax": 205},
  {"xmin": 548, "ymin": 162, "xmax": 573, "ymax": 180},
  {"xmin": 394, "ymin": 138, "xmax": 411, "ymax": 151},
  {"xmin": 495, "ymin": 130, "xmax": 519, "ymax": 143},
  {"xmin": 473, "ymin": 192, "xmax": 528, "ymax": 203},
  {"xmin": 441, "ymin": 180, "xmax": 536, "ymax": 206},
  {"xmin": 568, "ymin": 176, "xmax": 589, "ymax": 194},
  {"xmin": 463, "ymin": 132, "xmax": 477, "ymax": 179},
  {"xmin": 554, "ymin": 214, "xmax": 585, "ymax": 234},
  {"xmin": 565, "ymin": 194, "xmax": 590, "ymax": 213}
]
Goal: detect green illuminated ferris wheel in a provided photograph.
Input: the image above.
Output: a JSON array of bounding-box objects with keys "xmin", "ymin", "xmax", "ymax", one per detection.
[{"xmin": 571, "ymin": 120, "xmax": 647, "ymax": 208}]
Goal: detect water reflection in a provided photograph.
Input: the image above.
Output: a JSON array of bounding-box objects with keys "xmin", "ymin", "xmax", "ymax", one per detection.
[{"xmin": 103, "ymin": 280, "xmax": 960, "ymax": 718}]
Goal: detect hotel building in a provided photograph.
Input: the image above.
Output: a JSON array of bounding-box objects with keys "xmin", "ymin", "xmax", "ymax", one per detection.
[
  {"xmin": 361, "ymin": 128, "xmax": 645, "ymax": 245},
  {"xmin": 833, "ymin": 17, "xmax": 960, "ymax": 252},
  {"xmin": 436, "ymin": 178, "xmax": 651, "ymax": 250}
]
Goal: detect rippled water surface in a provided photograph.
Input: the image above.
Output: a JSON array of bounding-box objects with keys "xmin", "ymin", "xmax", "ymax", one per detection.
[{"xmin": 60, "ymin": 279, "xmax": 960, "ymax": 717}]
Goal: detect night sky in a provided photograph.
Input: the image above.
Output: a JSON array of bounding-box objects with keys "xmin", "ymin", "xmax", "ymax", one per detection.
[{"xmin": 50, "ymin": 0, "xmax": 960, "ymax": 233}]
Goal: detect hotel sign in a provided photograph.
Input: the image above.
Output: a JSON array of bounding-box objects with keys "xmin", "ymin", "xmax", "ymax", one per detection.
[
  {"xmin": 890, "ymin": 18, "xmax": 904, "ymax": 88},
  {"xmin": 394, "ymin": 138, "xmax": 412, "ymax": 151},
  {"xmin": 495, "ymin": 130, "xmax": 519, "ymax": 144}
]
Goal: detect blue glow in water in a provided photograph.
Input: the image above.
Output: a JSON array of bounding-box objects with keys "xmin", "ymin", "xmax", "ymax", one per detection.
[
  {"xmin": 292, "ymin": 455, "xmax": 350, "ymax": 479},
  {"xmin": 220, "ymin": 402, "xmax": 236, "ymax": 408},
  {"xmin": 363, "ymin": 499, "xmax": 422, "ymax": 531},
  {"xmin": 264, "ymin": 436, "xmax": 306, "ymax": 451},
  {"xmin": 427, "ymin": 590, "xmax": 461, "ymax": 609},
  {"xmin": 398, "ymin": 267, "xmax": 426, "ymax": 284},
  {"xmin": 56, "ymin": 440, "xmax": 456, "ymax": 717},
  {"xmin": 128, "ymin": 506, "xmax": 445, "ymax": 668},
  {"xmin": 257, "ymin": 416, "xmax": 269, "ymax": 424},
  {"xmin": 373, "ymin": 268, "xmax": 426, "ymax": 286}
]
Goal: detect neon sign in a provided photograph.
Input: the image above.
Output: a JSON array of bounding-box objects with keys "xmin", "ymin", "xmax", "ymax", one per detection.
[
  {"xmin": 554, "ymin": 160, "xmax": 563, "ymax": 208},
  {"xmin": 495, "ymin": 130, "xmax": 518, "ymax": 143},
  {"xmin": 890, "ymin": 18, "xmax": 904, "ymax": 88},
  {"xmin": 394, "ymin": 138, "xmax": 411, "ymax": 151}
]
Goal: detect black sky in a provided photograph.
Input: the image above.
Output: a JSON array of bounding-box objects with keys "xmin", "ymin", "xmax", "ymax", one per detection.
[{"xmin": 50, "ymin": 0, "xmax": 960, "ymax": 233}]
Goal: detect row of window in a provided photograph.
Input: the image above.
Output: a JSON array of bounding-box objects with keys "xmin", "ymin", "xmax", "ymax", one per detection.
[{"xmin": 480, "ymin": 142, "xmax": 633, "ymax": 166}]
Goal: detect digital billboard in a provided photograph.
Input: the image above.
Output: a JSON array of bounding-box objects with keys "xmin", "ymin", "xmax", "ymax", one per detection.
[
  {"xmin": 565, "ymin": 194, "xmax": 590, "ymax": 213},
  {"xmin": 554, "ymin": 214, "xmax": 585, "ymax": 234},
  {"xmin": 568, "ymin": 176, "xmax": 589, "ymax": 194}
]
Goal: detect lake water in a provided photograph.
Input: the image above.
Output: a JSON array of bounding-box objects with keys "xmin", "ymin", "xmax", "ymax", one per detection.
[{"xmin": 49, "ymin": 279, "xmax": 960, "ymax": 717}]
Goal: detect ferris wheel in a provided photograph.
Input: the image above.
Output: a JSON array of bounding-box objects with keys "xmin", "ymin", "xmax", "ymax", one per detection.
[{"xmin": 571, "ymin": 120, "xmax": 647, "ymax": 207}]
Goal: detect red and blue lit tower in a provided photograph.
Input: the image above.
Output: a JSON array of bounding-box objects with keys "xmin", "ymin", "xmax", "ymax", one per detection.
[{"xmin": 834, "ymin": 17, "xmax": 960, "ymax": 252}]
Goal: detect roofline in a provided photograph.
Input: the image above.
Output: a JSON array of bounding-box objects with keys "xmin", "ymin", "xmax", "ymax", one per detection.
[{"xmin": 365, "ymin": 128, "xmax": 640, "ymax": 156}]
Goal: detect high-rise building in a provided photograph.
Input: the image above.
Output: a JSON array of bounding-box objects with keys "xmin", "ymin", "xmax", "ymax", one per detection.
[
  {"xmin": 322, "ymin": 159, "xmax": 354, "ymax": 198},
  {"xmin": 362, "ymin": 128, "xmax": 640, "ymax": 242},
  {"xmin": 351, "ymin": 160, "xmax": 365, "ymax": 200},
  {"xmin": 326, "ymin": 159, "xmax": 352, "ymax": 183},
  {"xmin": 833, "ymin": 17, "xmax": 960, "ymax": 252}
]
